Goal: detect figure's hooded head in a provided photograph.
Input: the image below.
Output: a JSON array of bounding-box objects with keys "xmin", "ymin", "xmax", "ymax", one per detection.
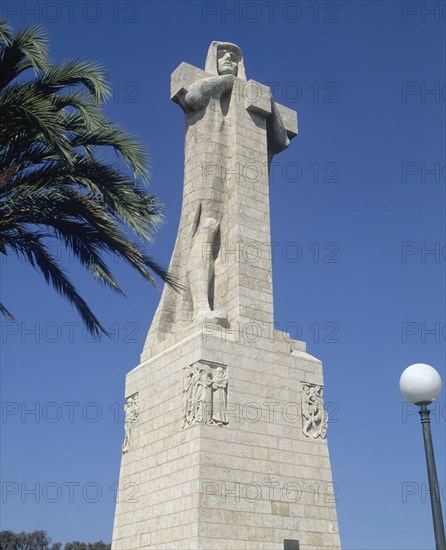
[{"xmin": 205, "ymin": 41, "xmax": 247, "ymax": 80}]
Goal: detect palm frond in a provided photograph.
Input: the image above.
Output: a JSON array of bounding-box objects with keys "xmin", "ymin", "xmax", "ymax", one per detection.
[
  {"xmin": 50, "ymin": 92, "xmax": 108, "ymax": 131},
  {"xmin": 69, "ymin": 158, "xmax": 161, "ymax": 238},
  {"xmin": 0, "ymin": 302, "xmax": 15, "ymax": 320},
  {"xmin": 1, "ymin": 185, "xmax": 169, "ymax": 287},
  {"xmin": 0, "ymin": 18, "xmax": 178, "ymax": 336},
  {"xmin": 0, "ymin": 18, "xmax": 12, "ymax": 46},
  {"xmin": 0, "ymin": 83, "xmax": 72, "ymax": 162},
  {"xmin": 10, "ymin": 24, "xmax": 48, "ymax": 72},
  {"xmin": 71, "ymin": 124, "xmax": 150, "ymax": 182},
  {"xmin": 0, "ymin": 24, "xmax": 48, "ymax": 89},
  {"xmin": 38, "ymin": 60, "xmax": 110, "ymax": 103},
  {"xmin": 6, "ymin": 227, "xmax": 108, "ymax": 337},
  {"xmin": 1, "ymin": 160, "xmax": 161, "ymax": 238}
]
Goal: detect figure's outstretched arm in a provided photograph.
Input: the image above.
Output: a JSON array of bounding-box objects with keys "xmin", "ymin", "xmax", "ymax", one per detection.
[
  {"xmin": 267, "ymin": 98, "xmax": 290, "ymax": 155},
  {"xmin": 184, "ymin": 75, "xmax": 237, "ymax": 111}
]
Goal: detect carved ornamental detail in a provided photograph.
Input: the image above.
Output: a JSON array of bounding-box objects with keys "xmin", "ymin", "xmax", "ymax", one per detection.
[
  {"xmin": 122, "ymin": 393, "xmax": 139, "ymax": 454},
  {"xmin": 183, "ymin": 362, "xmax": 228, "ymax": 428},
  {"xmin": 301, "ymin": 383, "xmax": 328, "ymax": 439}
]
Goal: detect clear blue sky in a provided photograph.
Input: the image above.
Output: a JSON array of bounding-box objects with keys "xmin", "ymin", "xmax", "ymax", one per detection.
[{"xmin": 1, "ymin": 1, "xmax": 445, "ymax": 548}]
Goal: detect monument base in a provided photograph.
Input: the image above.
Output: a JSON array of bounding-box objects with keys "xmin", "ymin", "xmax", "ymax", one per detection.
[{"xmin": 112, "ymin": 325, "xmax": 340, "ymax": 549}]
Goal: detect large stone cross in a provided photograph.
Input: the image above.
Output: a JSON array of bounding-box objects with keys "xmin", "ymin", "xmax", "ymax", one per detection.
[
  {"xmin": 171, "ymin": 61, "xmax": 298, "ymax": 139},
  {"xmin": 144, "ymin": 42, "xmax": 298, "ymax": 353}
]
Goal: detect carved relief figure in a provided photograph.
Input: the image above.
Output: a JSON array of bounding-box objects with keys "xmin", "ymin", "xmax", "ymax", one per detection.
[
  {"xmin": 183, "ymin": 362, "xmax": 228, "ymax": 427},
  {"xmin": 122, "ymin": 393, "xmax": 139, "ymax": 453},
  {"xmin": 212, "ymin": 366, "xmax": 228, "ymax": 425},
  {"xmin": 182, "ymin": 365, "xmax": 195, "ymax": 428},
  {"xmin": 301, "ymin": 384, "xmax": 328, "ymax": 439},
  {"xmin": 194, "ymin": 363, "xmax": 213, "ymax": 423}
]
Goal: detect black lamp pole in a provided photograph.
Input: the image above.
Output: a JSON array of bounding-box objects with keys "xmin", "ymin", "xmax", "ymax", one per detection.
[{"xmin": 418, "ymin": 404, "xmax": 446, "ymax": 550}]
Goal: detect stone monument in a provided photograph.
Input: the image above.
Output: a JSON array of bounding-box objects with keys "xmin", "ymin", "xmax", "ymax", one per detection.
[{"xmin": 112, "ymin": 42, "xmax": 340, "ymax": 549}]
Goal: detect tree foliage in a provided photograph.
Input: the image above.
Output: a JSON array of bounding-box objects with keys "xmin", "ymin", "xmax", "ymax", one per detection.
[
  {"xmin": 0, "ymin": 531, "xmax": 109, "ymax": 550},
  {"xmin": 0, "ymin": 18, "xmax": 177, "ymax": 336}
]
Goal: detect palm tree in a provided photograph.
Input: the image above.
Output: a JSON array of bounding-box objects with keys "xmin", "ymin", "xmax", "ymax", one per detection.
[{"xmin": 0, "ymin": 19, "xmax": 177, "ymax": 337}]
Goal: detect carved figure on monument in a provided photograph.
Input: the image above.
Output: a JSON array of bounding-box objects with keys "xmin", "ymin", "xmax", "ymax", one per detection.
[
  {"xmin": 194, "ymin": 363, "xmax": 213, "ymax": 423},
  {"xmin": 182, "ymin": 364, "xmax": 195, "ymax": 428},
  {"xmin": 122, "ymin": 393, "xmax": 139, "ymax": 453},
  {"xmin": 212, "ymin": 366, "xmax": 228, "ymax": 425},
  {"xmin": 301, "ymin": 384, "xmax": 328, "ymax": 439},
  {"xmin": 144, "ymin": 41, "xmax": 298, "ymax": 351},
  {"xmin": 179, "ymin": 43, "xmax": 244, "ymax": 327},
  {"xmin": 182, "ymin": 362, "xmax": 228, "ymax": 427}
]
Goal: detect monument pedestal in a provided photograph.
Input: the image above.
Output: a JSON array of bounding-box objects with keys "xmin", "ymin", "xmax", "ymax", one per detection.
[{"xmin": 112, "ymin": 325, "xmax": 340, "ymax": 549}]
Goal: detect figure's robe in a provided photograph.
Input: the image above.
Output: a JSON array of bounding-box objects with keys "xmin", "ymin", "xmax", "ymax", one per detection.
[{"xmin": 144, "ymin": 42, "xmax": 296, "ymax": 354}]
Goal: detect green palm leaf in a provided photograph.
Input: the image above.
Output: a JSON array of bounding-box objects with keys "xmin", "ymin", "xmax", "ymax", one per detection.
[
  {"xmin": 37, "ymin": 60, "xmax": 110, "ymax": 103},
  {"xmin": 0, "ymin": 23, "xmax": 48, "ymax": 88},
  {"xmin": 0, "ymin": 18, "xmax": 12, "ymax": 46},
  {"xmin": 0, "ymin": 19, "xmax": 179, "ymax": 337}
]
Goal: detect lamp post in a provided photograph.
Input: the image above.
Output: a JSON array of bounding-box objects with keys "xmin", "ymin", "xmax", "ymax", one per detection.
[{"xmin": 400, "ymin": 363, "xmax": 446, "ymax": 550}]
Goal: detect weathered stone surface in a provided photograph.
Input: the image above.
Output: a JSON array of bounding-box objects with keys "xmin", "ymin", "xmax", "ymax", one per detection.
[
  {"xmin": 112, "ymin": 41, "xmax": 340, "ymax": 549},
  {"xmin": 113, "ymin": 330, "xmax": 340, "ymax": 549},
  {"xmin": 143, "ymin": 41, "xmax": 296, "ymax": 352}
]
